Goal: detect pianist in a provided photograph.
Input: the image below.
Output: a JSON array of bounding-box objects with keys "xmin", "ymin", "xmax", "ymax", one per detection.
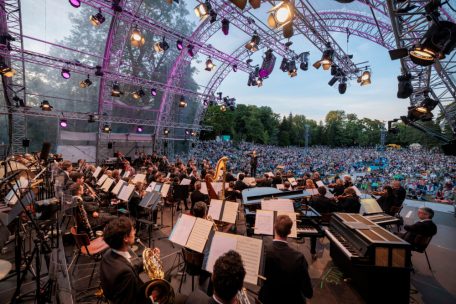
[{"xmin": 259, "ymin": 215, "xmax": 313, "ymax": 304}]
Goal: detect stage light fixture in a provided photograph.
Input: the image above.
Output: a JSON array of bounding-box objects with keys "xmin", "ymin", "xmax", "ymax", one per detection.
[
  {"xmin": 397, "ymin": 74, "xmax": 413, "ymax": 99},
  {"xmin": 40, "ymin": 100, "xmax": 53, "ymax": 111},
  {"xmin": 245, "ymin": 32, "xmax": 260, "ymax": 52},
  {"xmin": 154, "ymin": 38, "xmax": 170, "ymax": 53},
  {"xmin": 268, "ymin": 1, "xmax": 294, "ymax": 29},
  {"xmin": 179, "ymin": 96, "xmax": 187, "ymax": 108},
  {"xmin": 313, "ymin": 43, "xmax": 334, "ymax": 70},
  {"xmin": 60, "ymin": 119, "xmax": 68, "ymax": 128},
  {"xmin": 416, "ymin": 96, "xmax": 439, "ymax": 113},
  {"xmin": 111, "ymin": 82, "xmax": 123, "ymax": 97},
  {"xmin": 69, "ymin": 0, "xmax": 81, "ymax": 8},
  {"xmin": 112, "ymin": 0, "xmax": 122, "ymax": 12},
  {"xmin": 232, "ymin": 65, "xmax": 237, "ymax": 72},
  {"xmin": 209, "ymin": 10, "xmax": 217, "ymax": 23},
  {"xmin": 95, "ymin": 65, "xmax": 104, "ymax": 76},
  {"xmin": 90, "ymin": 9, "xmax": 106, "ymax": 26},
  {"xmin": 220, "ymin": 104, "xmax": 227, "ymax": 112},
  {"xmin": 102, "ymin": 124, "xmax": 111, "ymax": 133},
  {"xmin": 256, "ymin": 78, "xmax": 263, "ymax": 87},
  {"xmin": 188, "ymin": 45, "xmax": 195, "ymax": 57},
  {"xmin": 222, "ymin": 19, "xmax": 230, "ymax": 35},
  {"xmin": 288, "ymin": 60, "xmax": 297, "ymax": 77},
  {"xmin": 151, "ymin": 88, "xmax": 157, "ymax": 96},
  {"xmin": 132, "ymin": 88, "xmax": 145, "ymax": 99},
  {"xmin": 191, "ymin": 130, "xmax": 197, "ymax": 137},
  {"xmin": 79, "ymin": 75, "xmax": 92, "ymax": 88},
  {"xmin": 88, "ymin": 114, "xmax": 96, "ymax": 123},
  {"xmin": 359, "ymin": 70, "xmax": 371, "ymax": 86},
  {"xmin": 249, "ymin": 0, "xmax": 261, "ymax": 9},
  {"xmin": 338, "ymin": 79, "xmax": 347, "ymax": 94},
  {"xmin": 205, "ymin": 57, "xmax": 216, "ymax": 71},
  {"xmin": 185, "ymin": 129, "xmax": 191, "ymax": 136},
  {"xmin": 0, "ymin": 62, "xmax": 16, "ymax": 77},
  {"xmin": 136, "ymin": 126, "xmax": 144, "ymax": 133},
  {"xmin": 280, "ymin": 57, "xmax": 289, "ymax": 72},
  {"xmin": 229, "ymin": 0, "xmax": 247, "ymax": 10},
  {"xmin": 176, "ymin": 40, "xmax": 184, "ymax": 50},
  {"xmin": 259, "ymin": 49, "xmax": 276, "ymax": 78},
  {"xmin": 61, "ymin": 68, "xmax": 71, "ymax": 79},
  {"xmin": 299, "ymin": 52, "xmax": 309, "ymax": 71},
  {"xmin": 164, "ymin": 128, "xmax": 169, "ymax": 136},
  {"xmin": 195, "ymin": 2, "xmax": 211, "ymax": 20},
  {"xmin": 130, "ymin": 26, "xmax": 145, "ymax": 47}
]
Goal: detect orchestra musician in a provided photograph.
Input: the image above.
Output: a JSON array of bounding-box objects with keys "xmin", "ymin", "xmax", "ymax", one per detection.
[
  {"xmin": 372, "ymin": 185, "xmax": 396, "ymax": 215},
  {"xmin": 234, "ymin": 174, "xmax": 249, "ymax": 192},
  {"xmin": 337, "ymin": 187, "xmax": 361, "ymax": 213},
  {"xmin": 329, "ymin": 178, "xmax": 345, "ymax": 196},
  {"xmin": 190, "ymin": 181, "xmax": 210, "ymax": 211},
  {"xmin": 259, "ymin": 215, "xmax": 313, "ymax": 304},
  {"xmin": 392, "ymin": 180, "xmax": 406, "ymax": 208},
  {"xmin": 56, "ymin": 160, "xmax": 73, "ymax": 191},
  {"xmin": 400, "ymin": 207, "xmax": 437, "ymax": 247}
]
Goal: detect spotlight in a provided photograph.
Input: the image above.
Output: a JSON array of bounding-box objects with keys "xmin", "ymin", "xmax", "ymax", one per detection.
[
  {"xmin": 60, "ymin": 119, "xmax": 68, "ymax": 128},
  {"xmin": 245, "ymin": 32, "xmax": 260, "ymax": 52},
  {"xmin": 151, "ymin": 88, "xmax": 157, "ymax": 96},
  {"xmin": 132, "ymin": 88, "xmax": 145, "ymax": 99},
  {"xmin": 40, "ymin": 100, "xmax": 53, "ymax": 111},
  {"xmin": 338, "ymin": 79, "xmax": 347, "ymax": 94},
  {"xmin": 154, "ymin": 38, "xmax": 169, "ymax": 53},
  {"xmin": 90, "ymin": 9, "xmax": 106, "ymax": 26},
  {"xmin": 397, "ymin": 74, "xmax": 413, "ymax": 99},
  {"xmin": 69, "ymin": 0, "xmax": 81, "ymax": 8},
  {"xmin": 176, "ymin": 40, "xmax": 184, "ymax": 50},
  {"xmin": 112, "ymin": 0, "xmax": 122, "ymax": 12},
  {"xmin": 191, "ymin": 130, "xmax": 197, "ymax": 137},
  {"xmin": 256, "ymin": 78, "xmax": 263, "ymax": 87},
  {"xmin": 259, "ymin": 49, "xmax": 276, "ymax": 78},
  {"xmin": 164, "ymin": 128, "xmax": 169, "ymax": 136},
  {"xmin": 288, "ymin": 60, "xmax": 297, "ymax": 77},
  {"xmin": 61, "ymin": 68, "xmax": 71, "ymax": 79},
  {"xmin": 102, "ymin": 124, "xmax": 111, "ymax": 133},
  {"xmin": 229, "ymin": 0, "xmax": 247, "ymax": 10},
  {"xmin": 359, "ymin": 70, "xmax": 371, "ymax": 86},
  {"xmin": 220, "ymin": 104, "xmax": 227, "ymax": 112},
  {"xmin": 130, "ymin": 26, "xmax": 145, "ymax": 47},
  {"xmin": 195, "ymin": 2, "xmax": 211, "ymax": 20},
  {"xmin": 313, "ymin": 43, "xmax": 334, "ymax": 70},
  {"xmin": 267, "ymin": 1, "xmax": 294, "ymax": 29},
  {"xmin": 179, "ymin": 96, "xmax": 187, "ymax": 108},
  {"xmin": 188, "ymin": 45, "xmax": 195, "ymax": 57},
  {"xmin": 249, "ymin": 0, "xmax": 261, "ymax": 9},
  {"xmin": 209, "ymin": 10, "xmax": 217, "ymax": 23},
  {"xmin": 88, "ymin": 114, "xmax": 96, "ymax": 123},
  {"xmin": 407, "ymin": 106, "xmax": 434, "ymax": 122},
  {"xmin": 232, "ymin": 65, "xmax": 237, "ymax": 72},
  {"xmin": 79, "ymin": 75, "xmax": 92, "ymax": 88},
  {"xmin": 280, "ymin": 57, "xmax": 289, "ymax": 72},
  {"xmin": 299, "ymin": 52, "xmax": 309, "ymax": 71},
  {"xmin": 417, "ymin": 96, "xmax": 439, "ymax": 113},
  {"xmin": 205, "ymin": 57, "xmax": 216, "ymax": 71},
  {"xmin": 95, "ymin": 65, "xmax": 104, "ymax": 76},
  {"xmin": 136, "ymin": 125, "xmax": 144, "ymax": 133},
  {"xmin": 222, "ymin": 19, "xmax": 230, "ymax": 35},
  {"xmin": 111, "ymin": 82, "xmax": 123, "ymax": 97},
  {"xmin": 185, "ymin": 129, "xmax": 190, "ymax": 136},
  {"xmin": 0, "ymin": 62, "xmax": 16, "ymax": 77}
]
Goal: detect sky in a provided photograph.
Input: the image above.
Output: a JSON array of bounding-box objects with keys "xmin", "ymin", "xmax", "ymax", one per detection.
[{"xmin": 19, "ymin": 0, "xmax": 424, "ymax": 124}]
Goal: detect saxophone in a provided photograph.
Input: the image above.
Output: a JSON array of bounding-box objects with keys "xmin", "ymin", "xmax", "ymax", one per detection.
[
  {"xmin": 76, "ymin": 198, "xmax": 94, "ymax": 239},
  {"xmin": 137, "ymin": 238, "xmax": 164, "ymax": 280}
]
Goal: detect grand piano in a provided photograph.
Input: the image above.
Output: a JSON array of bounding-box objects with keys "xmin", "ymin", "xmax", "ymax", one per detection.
[
  {"xmin": 325, "ymin": 213, "xmax": 411, "ymax": 303},
  {"xmin": 241, "ymin": 187, "xmax": 324, "ymax": 238}
]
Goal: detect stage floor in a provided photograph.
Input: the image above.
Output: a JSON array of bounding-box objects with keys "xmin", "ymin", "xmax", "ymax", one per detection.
[{"xmin": 0, "ymin": 201, "xmax": 455, "ymax": 304}]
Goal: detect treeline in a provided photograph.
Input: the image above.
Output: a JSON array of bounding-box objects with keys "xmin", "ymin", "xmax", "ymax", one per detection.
[{"xmin": 201, "ymin": 104, "xmax": 443, "ymax": 147}]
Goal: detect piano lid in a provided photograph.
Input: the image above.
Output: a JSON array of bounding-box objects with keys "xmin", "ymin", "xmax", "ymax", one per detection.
[{"xmin": 241, "ymin": 187, "xmax": 311, "ymax": 205}]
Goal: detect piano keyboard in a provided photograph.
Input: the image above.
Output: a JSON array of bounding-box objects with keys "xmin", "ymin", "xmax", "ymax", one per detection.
[
  {"xmin": 296, "ymin": 226, "xmax": 319, "ymax": 235},
  {"xmin": 324, "ymin": 228, "xmax": 360, "ymax": 259}
]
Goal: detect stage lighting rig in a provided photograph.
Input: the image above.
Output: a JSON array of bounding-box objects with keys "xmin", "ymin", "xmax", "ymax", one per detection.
[
  {"xmin": 195, "ymin": 1, "xmax": 212, "ymax": 20},
  {"xmin": 222, "ymin": 18, "xmax": 230, "ymax": 35},
  {"xmin": 102, "ymin": 124, "xmax": 111, "ymax": 133},
  {"xmin": 357, "ymin": 68, "xmax": 372, "ymax": 86},
  {"xmin": 111, "ymin": 82, "xmax": 123, "ymax": 97},
  {"xmin": 61, "ymin": 68, "xmax": 71, "ymax": 79},
  {"xmin": 69, "ymin": 0, "xmax": 81, "ymax": 8},
  {"xmin": 0, "ymin": 62, "xmax": 16, "ymax": 77},
  {"xmin": 179, "ymin": 96, "xmax": 187, "ymax": 108},
  {"xmin": 40, "ymin": 100, "xmax": 52, "ymax": 111},
  {"xmin": 268, "ymin": 1, "xmax": 294, "ymax": 29},
  {"xmin": 259, "ymin": 49, "xmax": 276, "ymax": 78},
  {"xmin": 59, "ymin": 119, "xmax": 68, "ymax": 128},
  {"xmin": 298, "ymin": 52, "xmax": 309, "ymax": 71},
  {"xmin": 313, "ymin": 43, "xmax": 334, "ymax": 70},
  {"xmin": 132, "ymin": 88, "xmax": 145, "ymax": 100},
  {"xmin": 245, "ymin": 32, "xmax": 260, "ymax": 52},
  {"xmin": 79, "ymin": 75, "xmax": 92, "ymax": 88},
  {"xmin": 397, "ymin": 74, "xmax": 413, "ymax": 99},
  {"xmin": 279, "ymin": 57, "xmax": 289, "ymax": 72},
  {"xmin": 338, "ymin": 77, "xmax": 347, "ymax": 94},
  {"xmin": 90, "ymin": 9, "xmax": 106, "ymax": 26},
  {"xmin": 130, "ymin": 26, "xmax": 145, "ymax": 47},
  {"xmin": 288, "ymin": 60, "xmax": 297, "ymax": 77},
  {"xmin": 205, "ymin": 57, "xmax": 216, "ymax": 71},
  {"xmin": 154, "ymin": 38, "xmax": 169, "ymax": 53}
]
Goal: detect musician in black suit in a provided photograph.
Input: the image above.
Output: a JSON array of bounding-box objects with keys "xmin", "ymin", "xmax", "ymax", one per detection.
[
  {"xmin": 234, "ymin": 174, "xmax": 249, "ymax": 192},
  {"xmin": 337, "ymin": 187, "xmax": 361, "ymax": 213},
  {"xmin": 309, "ymin": 186, "xmax": 336, "ymax": 214},
  {"xmin": 100, "ymin": 217, "xmax": 149, "ymax": 304},
  {"xmin": 392, "ymin": 180, "xmax": 406, "ymax": 207},
  {"xmin": 401, "ymin": 207, "xmax": 437, "ymax": 247},
  {"xmin": 185, "ymin": 250, "xmax": 246, "ymax": 304},
  {"xmin": 190, "ymin": 181, "xmax": 210, "ymax": 210},
  {"xmin": 248, "ymin": 150, "xmax": 259, "ymax": 177},
  {"xmin": 259, "ymin": 215, "xmax": 313, "ymax": 304}
]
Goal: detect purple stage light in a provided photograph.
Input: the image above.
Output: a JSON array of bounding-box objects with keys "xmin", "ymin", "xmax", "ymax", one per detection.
[
  {"xmin": 188, "ymin": 45, "xmax": 194, "ymax": 57},
  {"xmin": 258, "ymin": 69, "xmax": 269, "ymax": 78},
  {"xmin": 136, "ymin": 126, "xmax": 143, "ymax": 133},
  {"xmin": 69, "ymin": 0, "xmax": 81, "ymax": 8},
  {"xmin": 60, "ymin": 119, "xmax": 68, "ymax": 128},
  {"xmin": 151, "ymin": 88, "xmax": 157, "ymax": 96},
  {"xmin": 61, "ymin": 68, "xmax": 71, "ymax": 79},
  {"xmin": 176, "ymin": 40, "xmax": 184, "ymax": 51}
]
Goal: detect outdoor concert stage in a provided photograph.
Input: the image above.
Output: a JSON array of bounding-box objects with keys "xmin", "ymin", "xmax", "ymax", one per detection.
[{"xmin": 0, "ymin": 200, "xmax": 454, "ymax": 304}]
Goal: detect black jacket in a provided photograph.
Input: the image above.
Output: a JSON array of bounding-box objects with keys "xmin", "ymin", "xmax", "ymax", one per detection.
[
  {"xmin": 184, "ymin": 289, "xmax": 217, "ymax": 304},
  {"xmin": 234, "ymin": 180, "xmax": 248, "ymax": 192},
  {"xmin": 259, "ymin": 241, "xmax": 313, "ymax": 304},
  {"xmin": 100, "ymin": 249, "xmax": 147, "ymax": 304},
  {"xmin": 403, "ymin": 220, "xmax": 437, "ymax": 247},
  {"xmin": 338, "ymin": 196, "xmax": 361, "ymax": 213},
  {"xmin": 190, "ymin": 190, "xmax": 210, "ymax": 206},
  {"xmin": 309, "ymin": 195, "xmax": 336, "ymax": 214},
  {"xmin": 393, "ymin": 187, "xmax": 406, "ymax": 206}
]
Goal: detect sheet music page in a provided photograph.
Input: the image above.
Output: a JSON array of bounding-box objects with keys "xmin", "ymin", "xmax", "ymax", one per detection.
[
  {"xmin": 277, "ymin": 211, "xmax": 297, "ymax": 238},
  {"xmin": 316, "ymin": 181, "xmax": 325, "ymax": 188},
  {"xmin": 132, "ymin": 174, "xmax": 146, "ymax": 183},
  {"xmin": 186, "ymin": 218, "xmax": 214, "ymax": 253},
  {"xmin": 307, "ymin": 189, "xmax": 319, "ymax": 196},
  {"xmin": 101, "ymin": 178, "xmax": 114, "ymax": 192},
  {"xmin": 96, "ymin": 174, "xmax": 108, "ymax": 186},
  {"xmin": 93, "ymin": 166, "xmax": 102, "ymax": 178},
  {"xmin": 325, "ymin": 189, "xmax": 334, "ymax": 199},
  {"xmin": 123, "ymin": 171, "xmax": 130, "ymax": 178},
  {"xmin": 168, "ymin": 214, "xmax": 196, "ymax": 247},
  {"xmin": 352, "ymin": 186, "xmax": 362, "ymax": 196},
  {"xmin": 236, "ymin": 235, "xmax": 263, "ymax": 285},
  {"xmin": 145, "ymin": 181, "xmax": 157, "ymax": 192},
  {"xmin": 200, "ymin": 182, "xmax": 208, "ymax": 195},
  {"xmin": 360, "ymin": 198, "xmax": 383, "ymax": 214},
  {"xmin": 180, "ymin": 178, "xmax": 191, "ymax": 186},
  {"xmin": 276, "ymin": 184, "xmax": 284, "ymax": 190},
  {"xmin": 205, "ymin": 232, "xmax": 237, "ymax": 273},
  {"xmin": 166, "ymin": 172, "xmax": 171, "ymax": 179},
  {"xmin": 243, "ymin": 177, "xmax": 256, "ymax": 186},
  {"xmin": 207, "ymin": 199, "xmax": 223, "ymax": 221},
  {"xmin": 254, "ymin": 210, "xmax": 274, "ymax": 235},
  {"xmin": 288, "ymin": 177, "xmax": 296, "ymax": 184},
  {"xmin": 221, "ymin": 201, "xmax": 239, "ymax": 224},
  {"xmin": 112, "ymin": 180, "xmax": 126, "ymax": 195},
  {"xmin": 160, "ymin": 183, "xmax": 170, "ymax": 197},
  {"xmin": 261, "ymin": 198, "xmax": 294, "ymax": 212},
  {"xmin": 212, "ymin": 182, "xmax": 223, "ymax": 196},
  {"xmin": 118, "ymin": 184, "xmax": 135, "ymax": 202}
]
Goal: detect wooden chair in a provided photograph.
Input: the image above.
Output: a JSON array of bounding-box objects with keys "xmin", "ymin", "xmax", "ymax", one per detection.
[
  {"xmin": 69, "ymin": 227, "xmax": 109, "ymax": 287},
  {"xmin": 178, "ymin": 248, "xmax": 205, "ymax": 293}
]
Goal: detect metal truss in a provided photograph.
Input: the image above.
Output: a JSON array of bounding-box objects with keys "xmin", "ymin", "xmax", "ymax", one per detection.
[{"xmin": 0, "ymin": 0, "xmax": 27, "ymax": 155}]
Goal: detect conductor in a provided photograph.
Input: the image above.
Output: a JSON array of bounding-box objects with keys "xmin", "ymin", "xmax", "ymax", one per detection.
[{"xmin": 248, "ymin": 150, "xmax": 259, "ymax": 177}]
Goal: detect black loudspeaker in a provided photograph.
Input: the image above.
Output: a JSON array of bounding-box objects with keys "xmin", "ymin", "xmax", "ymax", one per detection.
[
  {"xmin": 108, "ymin": 142, "xmax": 113, "ymax": 149},
  {"xmin": 22, "ymin": 139, "xmax": 30, "ymax": 147},
  {"xmin": 442, "ymin": 141, "xmax": 456, "ymax": 156},
  {"xmin": 40, "ymin": 142, "xmax": 51, "ymax": 161}
]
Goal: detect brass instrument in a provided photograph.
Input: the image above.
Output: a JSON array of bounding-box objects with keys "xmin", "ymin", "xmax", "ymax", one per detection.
[
  {"xmin": 206, "ymin": 215, "xmax": 219, "ymax": 231},
  {"xmin": 137, "ymin": 238, "xmax": 164, "ymax": 280},
  {"xmin": 84, "ymin": 182, "xmax": 102, "ymax": 204},
  {"xmin": 76, "ymin": 198, "xmax": 95, "ymax": 239},
  {"xmin": 237, "ymin": 287, "xmax": 251, "ymax": 304}
]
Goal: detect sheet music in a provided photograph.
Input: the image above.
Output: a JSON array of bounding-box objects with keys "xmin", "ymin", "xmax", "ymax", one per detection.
[
  {"xmin": 118, "ymin": 184, "xmax": 135, "ymax": 202},
  {"xmin": 186, "ymin": 218, "xmax": 213, "ymax": 253},
  {"xmin": 200, "ymin": 182, "xmax": 208, "ymax": 195},
  {"xmin": 112, "ymin": 180, "xmax": 126, "ymax": 196},
  {"xmin": 207, "ymin": 199, "xmax": 223, "ymax": 221},
  {"xmin": 288, "ymin": 177, "xmax": 297, "ymax": 186},
  {"xmin": 168, "ymin": 214, "xmax": 196, "ymax": 247},
  {"xmin": 277, "ymin": 211, "xmax": 297, "ymax": 238},
  {"xmin": 316, "ymin": 181, "xmax": 325, "ymax": 188},
  {"xmin": 212, "ymin": 182, "xmax": 223, "ymax": 196},
  {"xmin": 179, "ymin": 178, "xmax": 191, "ymax": 186},
  {"xmin": 154, "ymin": 183, "xmax": 163, "ymax": 192},
  {"xmin": 360, "ymin": 198, "xmax": 383, "ymax": 214},
  {"xmin": 205, "ymin": 232, "xmax": 238, "ymax": 273},
  {"xmin": 243, "ymin": 177, "xmax": 256, "ymax": 186},
  {"xmin": 307, "ymin": 188, "xmax": 319, "ymax": 196},
  {"xmin": 254, "ymin": 210, "xmax": 274, "ymax": 235},
  {"xmin": 145, "ymin": 181, "xmax": 157, "ymax": 192},
  {"xmin": 123, "ymin": 171, "xmax": 130, "ymax": 178},
  {"xmin": 325, "ymin": 189, "xmax": 334, "ymax": 199},
  {"xmin": 93, "ymin": 166, "xmax": 102, "ymax": 178},
  {"xmin": 166, "ymin": 173, "xmax": 171, "ymax": 179},
  {"xmin": 261, "ymin": 198, "xmax": 294, "ymax": 212},
  {"xmin": 236, "ymin": 236, "xmax": 263, "ymax": 285},
  {"xmin": 101, "ymin": 178, "xmax": 114, "ymax": 192},
  {"xmin": 96, "ymin": 174, "xmax": 108, "ymax": 186},
  {"xmin": 221, "ymin": 201, "xmax": 239, "ymax": 224},
  {"xmin": 275, "ymin": 184, "xmax": 285, "ymax": 190},
  {"xmin": 160, "ymin": 183, "xmax": 170, "ymax": 197},
  {"xmin": 132, "ymin": 174, "xmax": 146, "ymax": 183}
]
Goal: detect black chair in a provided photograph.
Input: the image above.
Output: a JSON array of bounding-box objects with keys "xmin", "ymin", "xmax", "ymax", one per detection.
[
  {"xmin": 178, "ymin": 248, "xmax": 204, "ymax": 293},
  {"xmin": 411, "ymin": 234, "xmax": 434, "ymax": 272}
]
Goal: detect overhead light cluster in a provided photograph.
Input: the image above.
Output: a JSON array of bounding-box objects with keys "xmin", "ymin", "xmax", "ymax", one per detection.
[
  {"xmin": 313, "ymin": 43, "xmax": 334, "ymax": 70},
  {"xmin": 245, "ymin": 32, "xmax": 260, "ymax": 52},
  {"xmin": 110, "ymin": 82, "xmax": 158, "ymax": 101},
  {"xmin": 90, "ymin": 9, "xmax": 106, "ymax": 26},
  {"xmin": 229, "ymin": 0, "xmax": 262, "ymax": 10}
]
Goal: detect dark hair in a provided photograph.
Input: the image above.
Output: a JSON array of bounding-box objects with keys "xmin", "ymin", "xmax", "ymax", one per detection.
[
  {"xmin": 103, "ymin": 217, "xmax": 133, "ymax": 250},
  {"xmin": 192, "ymin": 201, "xmax": 207, "ymax": 218},
  {"xmin": 238, "ymin": 173, "xmax": 245, "ymax": 181},
  {"xmin": 383, "ymin": 185, "xmax": 393, "ymax": 197},
  {"xmin": 274, "ymin": 214, "xmax": 293, "ymax": 238},
  {"xmin": 70, "ymin": 171, "xmax": 83, "ymax": 182},
  {"xmin": 317, "ymin": 186, "xmax": 327, "ymax": 196},
  {"xmin": 70, "ymin": 183, "xmax": 82, "ymax": 196},
  {"xmin": 212, "ymin": 250, "xmax": 246, "ymax": 302},
  {"xmin": 61, "ymin": 160, "xmax": 72, "ymax": 171},
  {"xmin": 420, "ymin": 207, "xmax": 434, "ymax": 219}
]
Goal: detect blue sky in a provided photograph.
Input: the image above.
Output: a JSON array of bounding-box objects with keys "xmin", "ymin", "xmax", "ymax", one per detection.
[{"xmin": 21, "ymin": 0, "xmax": 411, "ymax": 123}]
